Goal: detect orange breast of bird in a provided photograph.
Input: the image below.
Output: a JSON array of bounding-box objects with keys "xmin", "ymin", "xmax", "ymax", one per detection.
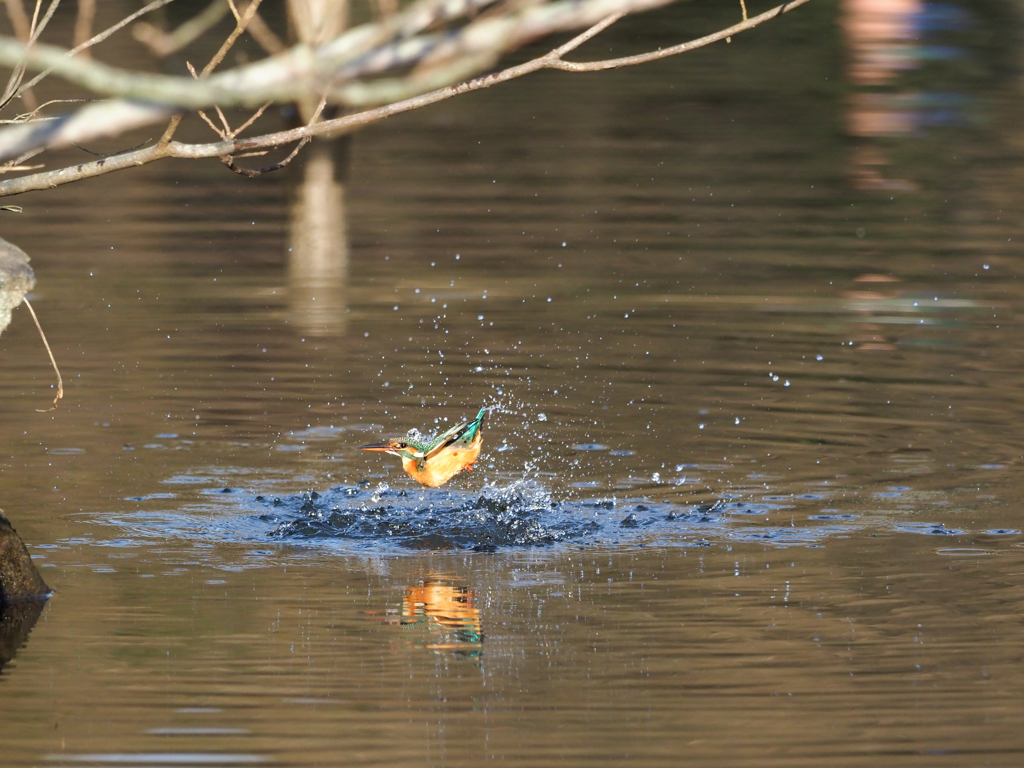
[{"xmin": 401, "ymin": 434, "xmax": 482, "ymax": 488}]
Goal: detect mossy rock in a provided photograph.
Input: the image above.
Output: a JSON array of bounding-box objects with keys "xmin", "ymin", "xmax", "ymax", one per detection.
[{"xmin": 0, "ymin": 509, "xmax": 49, "ymax": 602}]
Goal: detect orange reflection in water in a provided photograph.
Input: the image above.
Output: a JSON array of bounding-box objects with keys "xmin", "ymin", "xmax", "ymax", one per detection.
[
  {"xmin": 845, "ymin": 0, "xmax": 924, "ymax": 87},
  {"xmin": 397, "ymin": 577, "xmax": 483, "ymax": 655},
  {"xmin": 844, "ymin": 273, "xmax": 902, "ymax": 351}
]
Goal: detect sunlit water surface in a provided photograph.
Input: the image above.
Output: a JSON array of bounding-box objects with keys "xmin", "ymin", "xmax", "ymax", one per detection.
[{"xmin": 2, "ymin": 1, "xmax": 1024, "ymax": 766}]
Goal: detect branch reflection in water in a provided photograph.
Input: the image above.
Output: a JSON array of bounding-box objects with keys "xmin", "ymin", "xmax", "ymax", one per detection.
[{"xmin": 287, "ymin": 140, "xmax": 348, "ymax": 336}]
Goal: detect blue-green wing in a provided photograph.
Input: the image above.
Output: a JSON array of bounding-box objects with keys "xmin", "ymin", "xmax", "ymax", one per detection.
[{"xmin": 424, "ymin": 408, "xmax": 487, "ymax": 460}]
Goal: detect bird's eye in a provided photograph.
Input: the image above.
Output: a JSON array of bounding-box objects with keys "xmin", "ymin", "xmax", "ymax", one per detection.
[{"xmin": 396, "ymin": 442, "xmax": 407, "ymax": 448}]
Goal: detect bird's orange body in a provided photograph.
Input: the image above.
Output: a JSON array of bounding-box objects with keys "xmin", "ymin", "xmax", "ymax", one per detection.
[
  {"xmin": 400, "ymin": 431, "xmax": 482, "ymax": 488},
  {"xmin": 359, "ymin": 407, "xmax": 488, "ymax": 488}
]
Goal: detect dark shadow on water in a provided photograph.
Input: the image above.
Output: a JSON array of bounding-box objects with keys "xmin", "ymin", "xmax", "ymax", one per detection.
[
  {"xmin": 0, "ymin": 509, "xmax": 51, "ymax": 673},
  {"xmin": 0, "ymin": 599, "xmax": 46, "ymax": 674}
]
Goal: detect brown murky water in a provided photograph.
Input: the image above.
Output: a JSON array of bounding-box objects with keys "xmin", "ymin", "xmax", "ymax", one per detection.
[{"xmin": 2, "ymin": 1, "xmax": 1024, "ymax": 765}]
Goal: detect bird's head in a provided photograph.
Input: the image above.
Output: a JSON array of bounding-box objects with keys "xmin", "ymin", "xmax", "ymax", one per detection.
[{"xmin": 358, "ymin": 439, "xmax": 424, "ymax": 461}]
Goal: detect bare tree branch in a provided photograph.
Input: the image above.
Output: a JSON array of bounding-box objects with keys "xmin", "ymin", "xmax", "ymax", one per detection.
[
  {"xmin": 0, "ymin": 0, "xmax": 682, "ymax": 112},
  {"xmin": 13, "ymin": 0, "xmax": 179, "ymax": 99},
  {"xmin": 222, "ymin": 95, "xmax": 325, "ymax": 176},
  {"xmin": 0, "ymin": 0, "xmax": 812, "ymax": 197},
  {"xmin": 0, "ymin": 0, "xmax": 678, "ymax": 162}
]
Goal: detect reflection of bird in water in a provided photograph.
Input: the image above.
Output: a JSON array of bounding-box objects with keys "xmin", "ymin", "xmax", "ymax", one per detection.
[
  {"xmin": 844, "ymin": 273, "xmax": 902, "ymax": 351},
  {"xmin": 360, "ymin": 407, "xmax": 488, "ymax": 487},
  {"xmin": 403, "ymin": 579, "xmax": 483, "ymax": 650}
]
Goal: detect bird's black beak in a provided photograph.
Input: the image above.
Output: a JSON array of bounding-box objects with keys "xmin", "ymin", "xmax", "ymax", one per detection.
[{"xmin": 358, "ymin": 443, "xmax": 393, "ymax": 452}]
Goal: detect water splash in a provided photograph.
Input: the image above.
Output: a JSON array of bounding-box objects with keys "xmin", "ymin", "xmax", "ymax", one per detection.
[
  {"xmin": 94, "ymin": 467, "xmax": 1024, "ymax": 557},
  {"xmin": 263, "ymin": 480, "xmax": 602, "ymax": 551}
]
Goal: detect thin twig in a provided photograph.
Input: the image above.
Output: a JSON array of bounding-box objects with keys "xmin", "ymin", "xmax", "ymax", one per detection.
[
  {"xmin": 549, "ymin": 11, "xmax": 624, "ymax": 57},
  {"xmin": 231, "ymin": 100, "xmax": 271, "ymax": 136},
  {"xmin": 0, "ymin": 143, "xmax": 43, "ymax": 174},
  {"xmin": 0, "ymin": 0, "xmax": 35, "ymax": 110},
  {"xmin": 190, "ymin": 0, "xmax": 264, "ymax": 140},
  {"xmin": 14, "ymin": 0, "xmax": 62, "ymax": 110},
  {"xmin": 186, "ymin": 59, "xmax": 227, "ymax": 139},
  {"xmin": 548, "ymin": 0, "xmax": 803, "ymax": 71},
  {"xmin": 222, "ymin": 135, "xmax": 307, "ymax": 176},
  {"xmin": 21, "ymin": 297, "xmax": 63, "ymax": 412},
  {"xmin": 26, "ymin": 0, "xmax": 40, "ymax": 33},
  {"xmin": 202, "ymin": 0, "xmax": 263, "ymax": 77},
  {"xmin": 73, "ymin": 137, "xmax": 150, "ymax": 156},
  {"xmin": 0, "ymin": 96, "xmax": 90, "ymax": 123},
  {"xmin": 213, "ymin": 104, "xmax": 232, "ymax": 134},
  {"xmin": 156, "ymin": 114, "xmax": 183, "ymax": 150},
  {"xmin": 222, "ymin": 95, "xmax": 325, "ymax": 176},
  {"xmin": 229, "ymin": 0, "xmax": 284, "ymax": 55},
  {"xmin": 196, "ymin": 108, "xmax": 225, "ymax": 137},
  {"xmin": 727, "ymin": 0, "xmax": 748, "ymax": 42},
  {"xmin": 28, "ymin": 1, "xmax": 61, "ymax": 48}
]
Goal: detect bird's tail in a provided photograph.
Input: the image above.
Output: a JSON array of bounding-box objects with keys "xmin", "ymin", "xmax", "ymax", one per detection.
[{"xmin": 466, "ymin": 407, "xmax": 487, "ymax": 440}]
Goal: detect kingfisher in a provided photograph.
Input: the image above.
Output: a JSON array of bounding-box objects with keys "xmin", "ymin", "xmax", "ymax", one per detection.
[{"xmin": 359, "ymin": 407, "xmax": 488, "ymax": 488}]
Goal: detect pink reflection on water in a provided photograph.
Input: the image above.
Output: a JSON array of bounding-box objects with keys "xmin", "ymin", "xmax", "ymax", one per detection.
[
  {"xmin": 843, "ymin": 0, "xmax": 932, "ymax": 189},
  {"xmin": 845, "ymin": 0, "xmax": 924, "ymax": 87}
]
